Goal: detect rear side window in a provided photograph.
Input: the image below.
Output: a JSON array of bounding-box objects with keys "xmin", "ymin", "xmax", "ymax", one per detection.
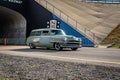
[
  {"xmin": 42, "ymin": 31, "xmax": 50, "ymax": 36},
  {"xmin": 30, "ymin": 32, "xmax": 35, "ymax": 36},
  {"xmin": 35, "ymin": 31, "xmax": 41, "ymax": 36},
  {"xmin": 30, "ymin": 31, "xmax": 41, "ymax": 36}
]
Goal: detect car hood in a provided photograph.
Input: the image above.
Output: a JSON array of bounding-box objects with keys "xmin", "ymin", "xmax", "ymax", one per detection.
[{"xmin": 51, "ymin": 35, "xmax": 78, "ymax": 40}]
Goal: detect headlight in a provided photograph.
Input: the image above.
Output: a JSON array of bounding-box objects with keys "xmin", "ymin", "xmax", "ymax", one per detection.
[
  {"xmin": 73, "ymin": 37, "xmax": 79, "ymax": 40},
  {"xmin": 79, "ymin": 38, "xmax": 82, "ymax": 44},
  {"xmin": 79, "ymin": 38, "xmax": 82, "ymax": 42},
  {"xmin": 64, "ymin": 37, "xmax": 67, "ymax": 42}
]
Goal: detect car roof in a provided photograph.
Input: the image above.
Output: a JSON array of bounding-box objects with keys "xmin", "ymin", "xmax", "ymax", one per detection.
[{"xmin": 31, "ymin": 28, "xmax": 62, "ymax": 32}]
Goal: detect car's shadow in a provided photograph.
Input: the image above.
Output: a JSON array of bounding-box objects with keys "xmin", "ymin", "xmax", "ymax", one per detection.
[{"xmin": 11, "ymin": 47, "xmax": 75, "ymax": 53}]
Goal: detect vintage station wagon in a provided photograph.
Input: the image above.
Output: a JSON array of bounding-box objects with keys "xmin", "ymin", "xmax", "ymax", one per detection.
[{"xmin": 26, "ymin": 28, "xmax": 82, "ymax": 50}]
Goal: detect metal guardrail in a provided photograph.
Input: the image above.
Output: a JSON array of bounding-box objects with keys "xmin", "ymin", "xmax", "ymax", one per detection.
[
  {"xmin": 35, "ymin": 0, "xmax": 98, "ymax": 44},
  {"xmin": 80, "ymin": 0, "xmax": 120, "ymax": 3}
]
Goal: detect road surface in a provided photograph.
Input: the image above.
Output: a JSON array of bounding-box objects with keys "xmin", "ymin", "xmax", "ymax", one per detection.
[{"xmin": 0, "ymin": 46, "xmax": 120, "ymax": 67}]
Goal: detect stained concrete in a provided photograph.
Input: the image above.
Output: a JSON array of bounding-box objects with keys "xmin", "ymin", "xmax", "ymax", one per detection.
[{"xmin": 0, "ymin": 6, "xmax": 26, "ymax": 45}]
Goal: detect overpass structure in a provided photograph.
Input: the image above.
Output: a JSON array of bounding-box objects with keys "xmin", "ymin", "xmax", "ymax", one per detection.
[
  {"xmin": 0, "ymin": 0, "xmax": 120, "ymax": 47},
  {"xmin": 35, "ymin": 0, "xmax": 120, "ymax": 46},
  {"xmin": 0, "ymin": 0, "xmax": 53, "ymax": 45}
]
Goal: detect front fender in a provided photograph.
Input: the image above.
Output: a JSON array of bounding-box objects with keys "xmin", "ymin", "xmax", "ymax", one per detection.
[{"xmin": 50, "ymin": 38, "xmax": 64, "ymax": 43}]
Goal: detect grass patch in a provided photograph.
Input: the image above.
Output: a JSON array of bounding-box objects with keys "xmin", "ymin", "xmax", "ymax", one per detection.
[
  {"xmin": 102, "ymin": 24, "xmax": 120, "ymax": 46},
  {"xmin": 109, "ymin": 44, "xmax": 120, "ymax": 48},
  {"xmin": 0, "ymin": 77, "xmax": 16, "ymax": 80}
]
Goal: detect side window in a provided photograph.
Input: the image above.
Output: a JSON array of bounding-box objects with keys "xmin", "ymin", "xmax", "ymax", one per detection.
[
  {"xmin": 51, "ymin": 30, "xmax": 57, "ymax": 35},
  {"xmin": 30, "ymin": 32, "xmax": 35, "ymax": 36},
  {"xmin": 42, "ymin": 31, "xmax": 50, "ymax": 36},
  {"xmin": 51, "ymin": 30, "xmax": 63, "ymax": 35},
  {"xmin": 35, "ymin": 31, "xmax": 41, "ymax": 36}
]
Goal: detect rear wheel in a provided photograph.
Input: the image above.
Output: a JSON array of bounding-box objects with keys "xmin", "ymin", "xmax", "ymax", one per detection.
[
  {"xmin": 54, "ymin": 43, "xmax": 62, "ymax": 51},
  {"xmin": 71, "ymin": 48, "xmax": 78, "ymax": 51},
  {"xmin": 29, "ymin": 43, "xmax": 36, "ymax": 49}
]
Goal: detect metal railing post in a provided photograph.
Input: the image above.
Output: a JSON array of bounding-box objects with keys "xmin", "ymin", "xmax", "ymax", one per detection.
[
  {"xmin": 84, "ymin": 28, "xmax": 86, "ymax": 36},
  {"xmin": 93, "ymin": 33, "xmax": 95, "ymax": 44},
  {"xmin": 46, "ymin": 1, "xmax": 47, "ymax": 9},
  {"xmin": 59, "ymin": 9, "xmax": 61, "ymax": 18},
  {"xmin": 67, "ymin": 15, "xmax": 68, "ymax": 23},
  {"xmin": 75, "ymin": 21, "xmax": 77, "ymax": 29},
  {"xmin": 53, "ymin": 6, "xmax": 54, "ymax": 13}
]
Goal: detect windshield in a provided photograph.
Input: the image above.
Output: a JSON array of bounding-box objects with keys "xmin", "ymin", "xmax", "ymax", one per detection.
[{"xmin": 51, "ymin": 30, "xmax": 66, "ymax": 35}]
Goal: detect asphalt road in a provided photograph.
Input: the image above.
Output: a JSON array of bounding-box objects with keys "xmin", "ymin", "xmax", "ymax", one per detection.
[{"xmin": 0, "ymin": 46, "xmax": 120, "ymax": 67}]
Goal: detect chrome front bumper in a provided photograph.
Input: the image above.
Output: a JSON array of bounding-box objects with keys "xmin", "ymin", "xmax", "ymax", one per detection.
[{"xmin": 60, "ymin": 42, "xmax": 81, "ymax": 48}]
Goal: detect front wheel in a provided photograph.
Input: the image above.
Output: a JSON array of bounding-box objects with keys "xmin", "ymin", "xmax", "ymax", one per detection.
[
  {"xmin": 71, "ymin": 48, "xmax": 78, "ymax": 51},
  {"xmin": 29, "ymin": 43, "xmax": 36, "ymax": 49},
  {"xmin": 54, "ymin": 43, "xmax": 62, "ymax": 51}
]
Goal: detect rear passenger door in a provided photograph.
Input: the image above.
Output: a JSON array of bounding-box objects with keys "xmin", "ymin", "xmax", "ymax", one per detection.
[
  {"xmin": 40, "ymin": 30, "xmax": 50, "ymax": 47},
  {"xmin": 33, "ymin": 31, "xmax": 41, "ymax": 46}
]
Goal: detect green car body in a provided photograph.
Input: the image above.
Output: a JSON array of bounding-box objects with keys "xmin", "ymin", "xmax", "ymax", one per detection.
[{"xmin": 26, "ymin": 28, "xmax": 82, "ymax": 50}]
